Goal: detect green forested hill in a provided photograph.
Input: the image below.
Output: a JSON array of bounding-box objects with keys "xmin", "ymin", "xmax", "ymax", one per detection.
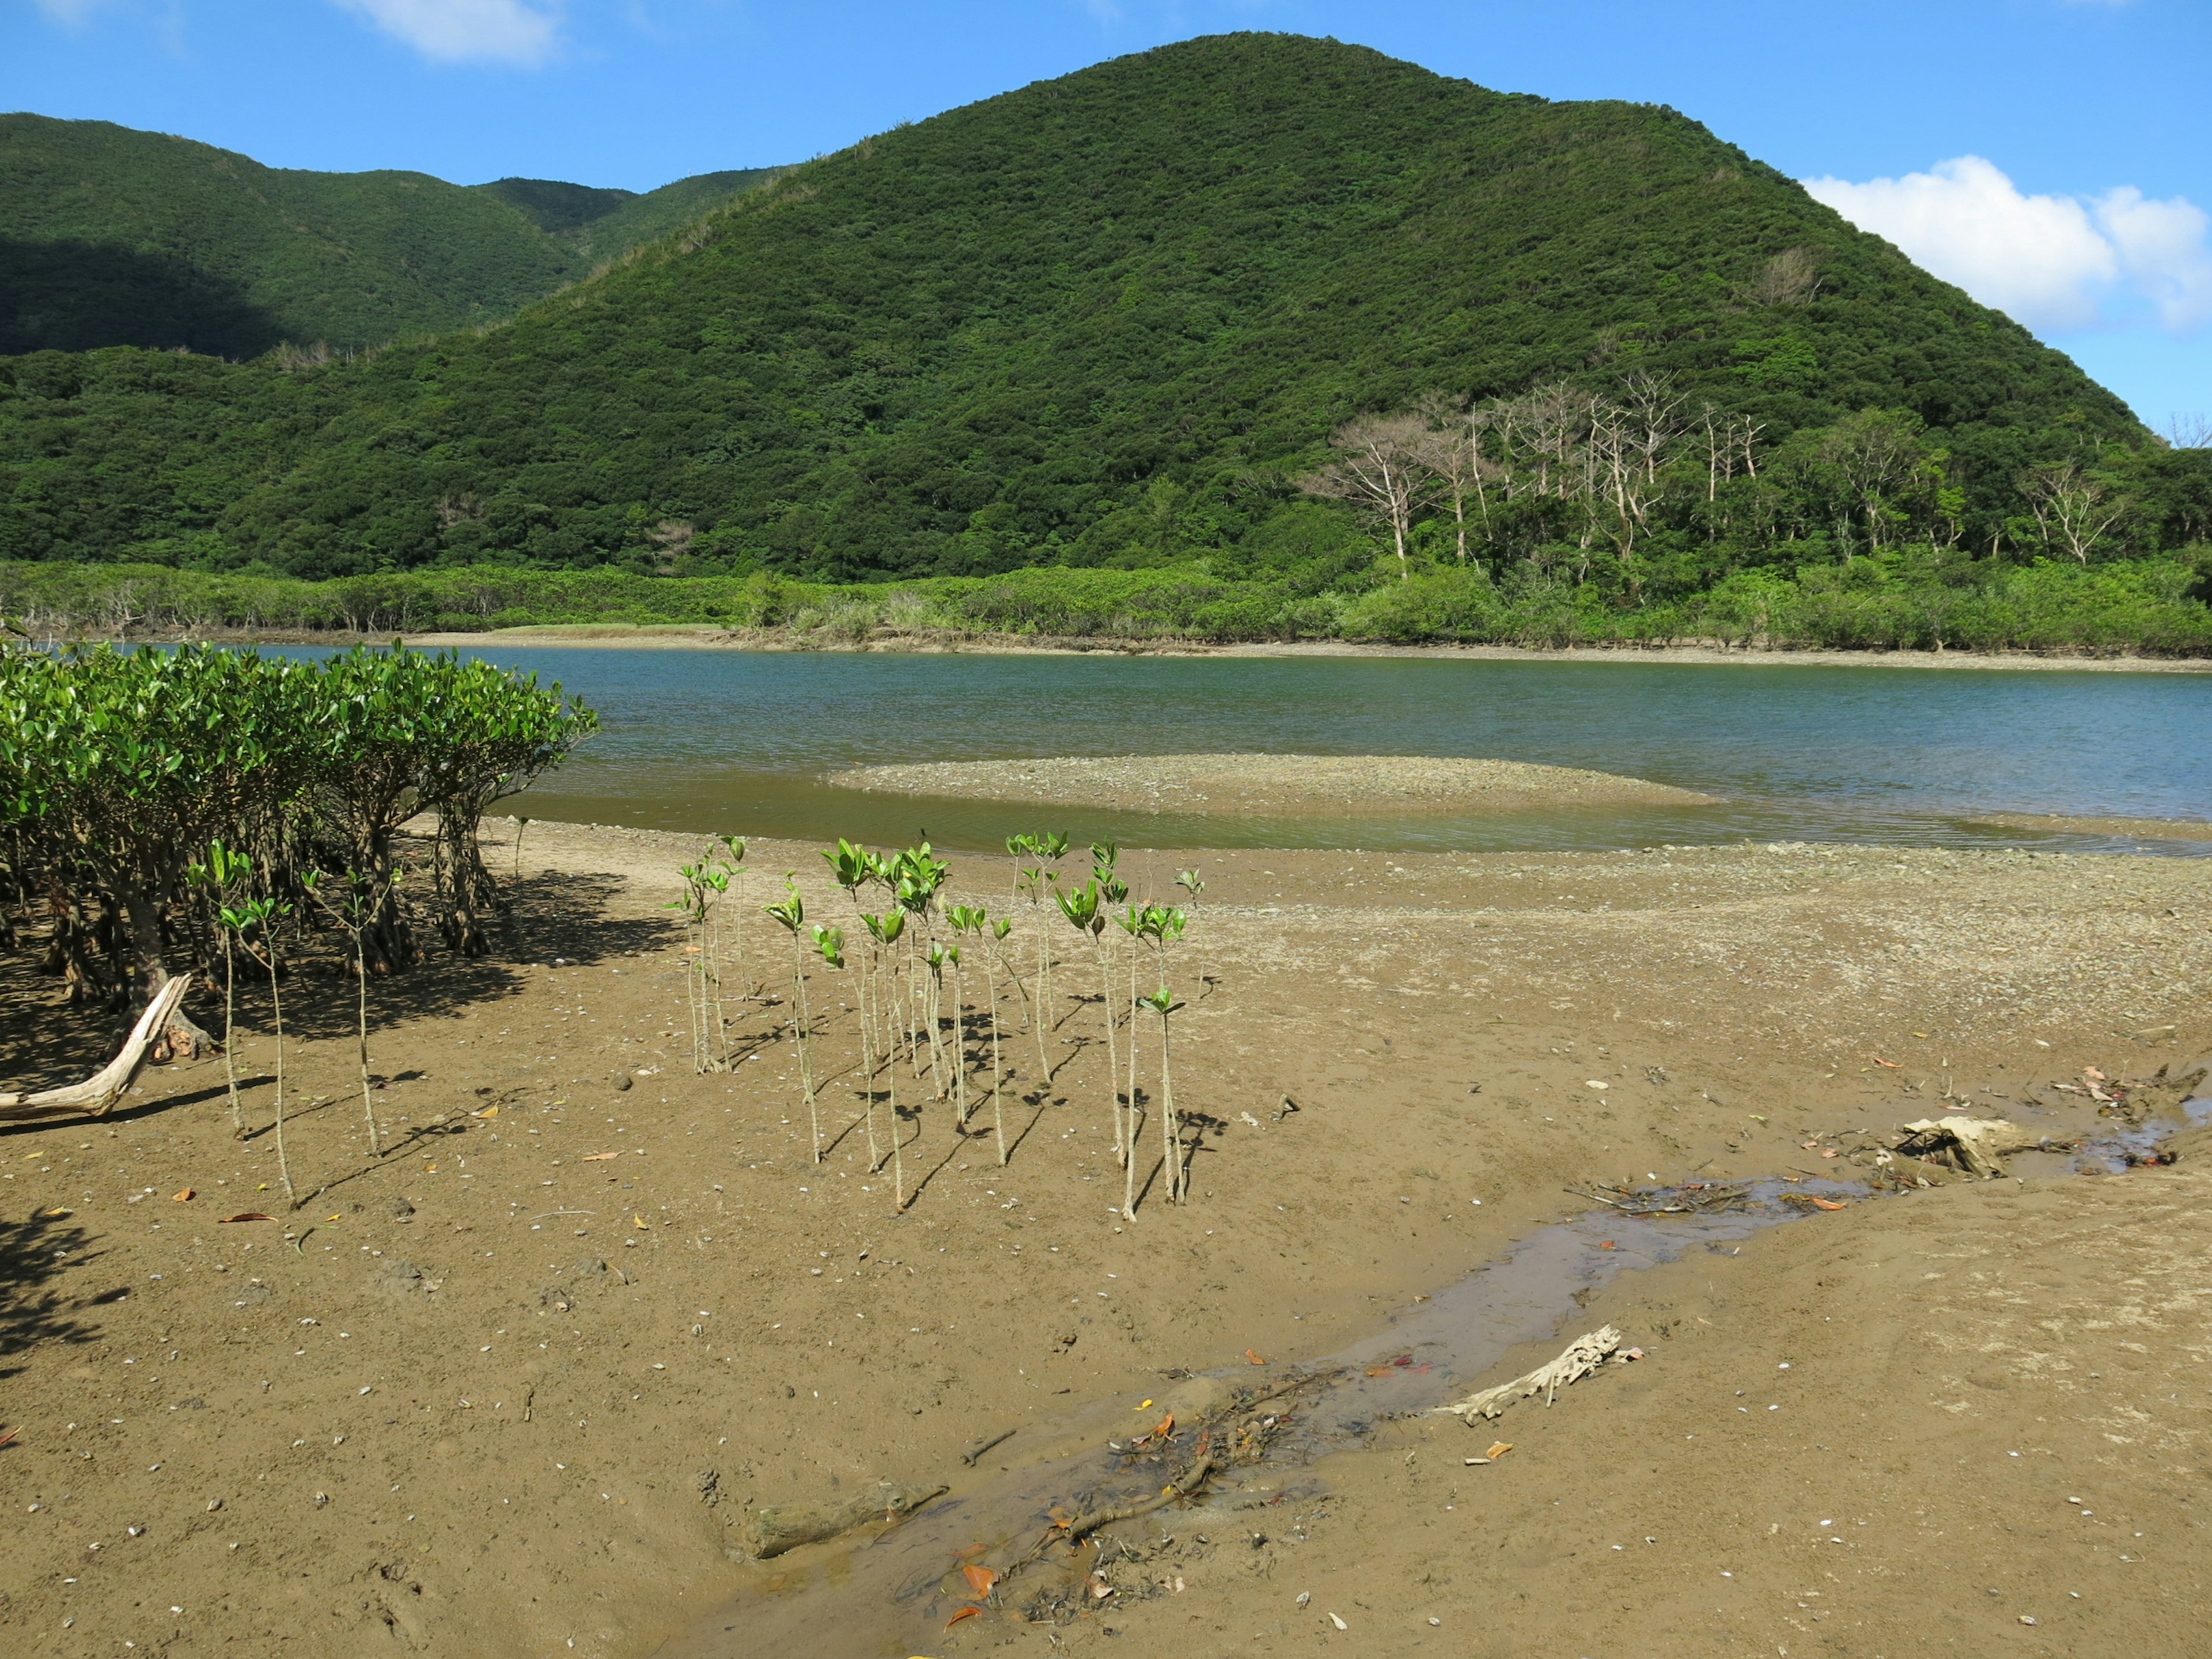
[
  {"xmin": 2, "ymin": 35, "xmax": 2199, "ymax": 597},
  {"xmin": 0, "ymin": 114, "xmax": 781, "ymax": 355}
]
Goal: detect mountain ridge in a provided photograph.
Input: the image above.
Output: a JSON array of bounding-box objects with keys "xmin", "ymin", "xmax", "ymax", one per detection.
[
  {"xmin": 0, "ymin": 112, "xmax": 783, "ymax": 355},
  {"xmin": 5, "ymin": 34, "xmax": 2196, "ymax": 593}
]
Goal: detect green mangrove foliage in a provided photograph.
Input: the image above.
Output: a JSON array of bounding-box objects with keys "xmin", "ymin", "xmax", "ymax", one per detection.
[
  {"xmin": 750, "ymin": 835, "xmax": 1203, "ymax": 1218},
  {"xmin": 0, "ymin": 643, "xmax": 596, "ymax": 1055}
]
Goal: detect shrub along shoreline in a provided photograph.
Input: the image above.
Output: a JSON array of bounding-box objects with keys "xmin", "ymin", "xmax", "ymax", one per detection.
[{"xmin": 5, "ymin": 555, "xmax": 2210, "ymax": 657}]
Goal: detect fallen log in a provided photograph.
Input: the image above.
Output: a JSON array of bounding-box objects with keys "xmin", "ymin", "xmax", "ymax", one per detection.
[
  {"xmin": 744, "ymin": 1479, "xmax": 946, "ymax": 1560},
  {"xmin": 0, "ymin": 975, "xmax": 192, "ymax": 1124}
]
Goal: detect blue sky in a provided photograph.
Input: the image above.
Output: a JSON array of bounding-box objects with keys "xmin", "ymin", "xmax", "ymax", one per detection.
[{"xmin": 7, "ymin": 0, "xmax": 2208, "ymax": 433}]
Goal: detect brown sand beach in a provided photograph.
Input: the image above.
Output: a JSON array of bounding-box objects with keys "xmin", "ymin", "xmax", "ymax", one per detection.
[{"xmin": 1, "ymin": 808, "xmax": 2207, "ymax": 1658}]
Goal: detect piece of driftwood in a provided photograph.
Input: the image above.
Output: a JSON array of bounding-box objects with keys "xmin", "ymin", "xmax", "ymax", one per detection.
[
  {"xmin": 1432, "ymin": 1325, "xmax": 1623, "ymax": 1423},
  {"xmin": 0, "ymin": 975, "xmax": 193, "ymax": 1124},
  {"xmin": 745, "ymin": 1479, "xmax": 946, "ymax": 1559},
  {"xmin": 961, "ymin": 1428, "xmax": 1014, "ymax": 1466},
  {"xmin": 1893, "ymin": 1116, "xmax": 2040, "ymax": 1179}
]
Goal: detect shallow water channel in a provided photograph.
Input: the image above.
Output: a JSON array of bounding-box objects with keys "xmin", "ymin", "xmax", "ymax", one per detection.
[
  {"xmin": 385, "ymin": 647, "xmax": 2212, "ymax": 854},
  {"xmin": 651, "ymin": 1092, "xmax": 2206, "ymax": 1659},
  {"xmin": 646, "ymin": 1175, "xmax": 1850, "ymax": 1659}
]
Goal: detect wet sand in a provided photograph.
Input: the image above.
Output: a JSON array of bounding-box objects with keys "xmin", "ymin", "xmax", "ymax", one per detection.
[
  {"xmin": 1968, "ymin": 811, "xmax": 2212, "ymax": 843},
  {"xmin": 1, "ymin": 824, "xmax": 2207, "ymax": 1658},
  {"xmin": 827, "ymin": 754, "xmax": 1714, "ymax": 816}
]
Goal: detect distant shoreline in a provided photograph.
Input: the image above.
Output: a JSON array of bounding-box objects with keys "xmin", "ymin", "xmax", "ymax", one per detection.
[
  {"xmin": 387, "ymin": 625, "xmax": 2212, "ymax": 673},
  {"xmin": 59, "ymin": 624, "xmax": 2212, "ymax": 673}
]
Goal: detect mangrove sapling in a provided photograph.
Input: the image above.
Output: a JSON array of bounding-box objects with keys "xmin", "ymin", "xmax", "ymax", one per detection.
[
  {"xmin": 763, "ymin": 879, "xmax": 822, "ymax": 1161},
  {"xmin": 861, "ymin": 910, "xmax": 907, "ymax": 1185},
  {"xmin": 513, "ymin": 817, "xmax": 531, "ymax": 880},
  {"xmin": 924, "ymin": 941, "xmax": 953, "ymax": 1114},
  {"xmin": 302, "ymin": 866, "xmax": 399, "ymax": 1158},
  {"xmin": 893, "ymin": 843, "xmax": 949, "ymax": 1093},
  {"xmin": 942, "ymin": 911, "xmax": 982, "ymax": 1123},
  {"xmin": 1055, "ymin": 879, "xmax": 1123, "ymax": 1177},
  {"xmin": 718, "ymin": 836, "xmax": 751, "ymax": 998},
  {"xmin": 1139, "ymin": 987, "xmax": 1183, "ymax": 1204},
  {"xmin": 229, "ymin": 893, "xmax": 296, "ymax": 1205},
  {"xmin": 1175, "ymin": 869, "xmax": 1213, "ymax": 988},
  {"xmin": 991, "ymin": 925, "xmax": 1013, "ymax": 1168},
  {"xmin": 1004, "ymin": 833, "xmax": 1034, "ymax": 908},
  {"xmin": 184, "ymin": 842, "xmax": 252, "ymax": 1140}
]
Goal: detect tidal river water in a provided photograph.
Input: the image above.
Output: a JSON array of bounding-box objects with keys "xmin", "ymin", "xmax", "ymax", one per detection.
[{"xmin": 378, "ymin": 646, "xmax": 2209, "ymax": 854}]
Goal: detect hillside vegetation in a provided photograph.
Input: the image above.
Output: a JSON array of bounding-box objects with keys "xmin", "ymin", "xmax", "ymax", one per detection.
[
  {"xmin": 2, "ymin": 35, "xmax": 2207, "ymax": 653},
  {"xmin": 0, "ymin": 113, "xmax": 781, "ymax": 354}
]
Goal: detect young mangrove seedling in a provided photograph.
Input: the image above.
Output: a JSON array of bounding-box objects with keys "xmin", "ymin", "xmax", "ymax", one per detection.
[
  {"xmin": 945, "ymin": 904, "xmax": 989, "ymax": 1130},
  {"xmin": 1176, "ymin": 868, "xmax": 1214, "ymax": 987},
  {"xmin": 1140, "ymin": 986, "xmax": 1184, "ymax": 1204},
  {"xmin": 1055, "ymin": 877, "xmax": 1122, "ymax": 1177},
  {"xmin": 925, "ymin": 939, "xmax": 955, "ymax": 1115},
  {"xmin": 302, "ymin": 865, "xmax": 400, "ymax": 1158},
  {"xmin": 228, "ymin": 892, "xmax": 295, "ymax": 1205},
  {"xmin": 893, "ymin": 841, "xmax": 949, "ymax": 1094},
  {"xmin": 717, "ymin": 835, "xmax": 751, "ymax": 997},
  {"xmin": 513, "ymin": 816, "xmax": 531, "ymax": 880},
  {"xmin": 946, "ymin": 903, "xmax": 994, "ymax": 1131},
  {"xmin": 185, "ymin": 841, "xmax": 252, "ymax": 1141},
  {"xmin": 763, "ymin": 878, "xmax": 822, "ymax": 1164},
  {"xmin": 862, "ymin": 909, "xmax": 907, "ymax": 1199}
]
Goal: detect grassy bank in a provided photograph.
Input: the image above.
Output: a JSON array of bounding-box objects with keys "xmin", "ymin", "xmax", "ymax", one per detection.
[{"xmin": 6, "ymin": 554, "xmax": 2210, "ymax": 656}]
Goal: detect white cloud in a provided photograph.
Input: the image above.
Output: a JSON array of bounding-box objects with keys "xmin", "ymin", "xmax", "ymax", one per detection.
[
  {"xmin": 331, "ymin": 0, "xmax": 562, "ymax": 67},
  {"xmin": 1803, "ymin": 156, "xmax": 2113, "ymax": 329},
  {"xmin": 2096, "ymin": 187, "xmax": 2212, "ymax": 332},
  {"xmin": 1804, "ymin": 155, "xmax": 2212, "ymax": 337}
]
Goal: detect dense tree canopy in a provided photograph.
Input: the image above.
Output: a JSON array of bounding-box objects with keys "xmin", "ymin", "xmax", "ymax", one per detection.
[
  {"xmin": 0, "ymin": 113, "xmax": 781, "ymax": 355},
  {"xmin": 1, "ymin": 33, "xmax": 2201, "ymax": 622}
]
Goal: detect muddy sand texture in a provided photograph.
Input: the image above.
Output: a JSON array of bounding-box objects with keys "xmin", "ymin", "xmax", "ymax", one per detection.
[
  {"xmin": 0, "ymin": 823, "xmax": 2207, "ymax": 1658},
  {"xmin": 827, "ymin": 753, "xmax": 1715, "ymax": 816}
]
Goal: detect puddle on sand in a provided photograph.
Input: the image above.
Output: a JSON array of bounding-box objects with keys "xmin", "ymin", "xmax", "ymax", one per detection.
[{"xmin": 650, "ymin": 1179, "xmax": 1861, "ymax": 1659}]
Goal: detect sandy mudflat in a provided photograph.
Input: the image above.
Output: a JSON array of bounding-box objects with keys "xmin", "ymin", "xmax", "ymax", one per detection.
[
  {"xmin": 1968, "ymin": 810, "xmax": 2212, "ymax": 842},
  {"xmin": 826, "ymin": 752, "xmax": 1715, "ymax": 815},
  {"xmin": 2, "ymin": 824, "xmax": 2209, "ymax": 1657}
]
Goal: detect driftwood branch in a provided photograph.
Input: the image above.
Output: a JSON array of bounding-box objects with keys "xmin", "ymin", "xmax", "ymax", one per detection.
[
  {"xmin": 1431, "ymin": 1325, "xmax": 1623, "ymax": 1423},
  {"xmin": 0, "ymin": 974, "xmax": 193, "ymax": 1124},
  {"xmin": 1892, "ymin": 1116, "xmax": 2040, "ymax": 1179}
]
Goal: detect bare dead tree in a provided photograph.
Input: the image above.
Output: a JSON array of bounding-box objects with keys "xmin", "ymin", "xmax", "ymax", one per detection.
[
  {"xmin": 2162, "ymin": 414, "xmax": 2212, "ymax": 450},
  {"xmin": 2018, "ymin": 462, "xmax": 2130, "ymax": 564},
  {"xmin": 1301, "ymin": 414, "xmax": 1437, "ymax": 578},
  {"xmin": 1817, "ymin": 411, "xmax": 1927, "ymax": 555},
  {"xmin": 1742, "ymin": 246, "xmax": 1823, "ymax": 308},
  {"xmin": 1412, "ymin": 392, "xmax": 1487, "ymax": 562}
]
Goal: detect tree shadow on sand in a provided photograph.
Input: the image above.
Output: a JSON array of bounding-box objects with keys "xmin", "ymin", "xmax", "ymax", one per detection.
[
  {"xmin": 0, "ymin": 1207, "xmax": 111, "ymax": 1383},
  {"xmin": 0, "ymin": 867, "xmax": 677, "ymax": 1107}
]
